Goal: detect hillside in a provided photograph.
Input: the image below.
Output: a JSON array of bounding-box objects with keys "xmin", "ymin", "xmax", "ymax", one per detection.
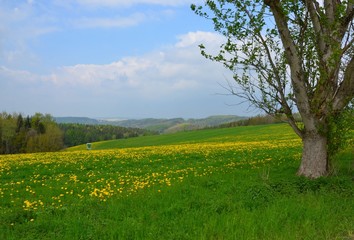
[
  {"xmin": 2, "ymin": 123, "xmax": 353, "ymax": 239},
  {"xmin": 55, "ymin": 115, "xmax": 246, "ymax": 133},
  {"xmin": 54, "ymin": 117, "xmax": 102, "ymax": 125},
  {"xmin": 66, "ymin": 123, "xmax": 297, "ymax": 151}
]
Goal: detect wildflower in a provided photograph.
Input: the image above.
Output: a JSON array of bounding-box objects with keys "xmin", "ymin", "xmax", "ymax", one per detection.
[{"xmin": 23, "ymin": 200, "xmax": 32, "ymax": 208}]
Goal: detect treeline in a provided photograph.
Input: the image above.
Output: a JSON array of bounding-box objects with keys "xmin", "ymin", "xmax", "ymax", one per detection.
[
  {"xmin": 0, "ymin": 112, "xmax": 156, "ymax": 154},
  {"xmin": 0, "ymin": 112, "xmax": 63, "ymax": 154},
  {"xmin": 219, "ymin": 114, "xmax": 302, "ymax": 128},
  {"xmin": 58, "ymin": 124, "xmax": 155, "ymax": 148}
]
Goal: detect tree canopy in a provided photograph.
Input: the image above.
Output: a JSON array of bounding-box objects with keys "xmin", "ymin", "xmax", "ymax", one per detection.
[{"xmin": 192, "ymin": 0, "xmax": 354, "ymax": 178}]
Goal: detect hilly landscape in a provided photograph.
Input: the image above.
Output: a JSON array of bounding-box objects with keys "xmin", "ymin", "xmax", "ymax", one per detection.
[
  {"xmin": 54, "ymin": 115, "xmax": 246, "ymax": 133},
  {"xmin": 1, "ymin": 124, "xmax": 353, "ymax": 239}
]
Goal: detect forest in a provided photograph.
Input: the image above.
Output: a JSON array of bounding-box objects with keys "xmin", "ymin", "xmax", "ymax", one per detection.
[
  {"xmin": 0, "ymin": 112, "xmax": 154, "ymax": 154},
  {"xmin": 59, "ymin": 123, "xmax": 154, "ymax": 148},
  {"xmin": 0, "ymin": 112, "xmax": 63, "ymax": 154}
]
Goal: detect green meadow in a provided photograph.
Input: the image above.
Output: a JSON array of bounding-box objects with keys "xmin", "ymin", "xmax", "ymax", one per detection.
[{"xmin": 1, "ymin": 124, "xmax": 353, "ymax": 239}]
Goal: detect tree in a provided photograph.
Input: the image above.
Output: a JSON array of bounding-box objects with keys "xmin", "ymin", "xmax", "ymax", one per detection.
[
  {"xmin": 0, "ymin": 112, "xmax": 17, "ymax": 154},
  {"xmin": 26, "ymin": 124, "xmax": 63, "ymax": 153},
  {"xmin": 14, "ymin": 114, "xmax": 27, "ymax": 153},
  {"xmin": 26, "ymin": 113, "xmax": 64, "ymax": 153},
  {"xmin": 192, "ymin": 0, "xmax": 354, "ymax": 178},
  {"xmin": 0, "ymin": 112, "xmax": 65, "ymax": 154}
]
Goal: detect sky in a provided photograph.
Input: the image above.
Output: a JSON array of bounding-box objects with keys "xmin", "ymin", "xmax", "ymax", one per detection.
[{"xmin": 0, "ymin": 0, "xmax": 256, "ymax": 119}]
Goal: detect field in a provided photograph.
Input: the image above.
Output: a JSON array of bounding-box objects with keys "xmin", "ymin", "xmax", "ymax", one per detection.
[{"xmin": 0, "ymin": 124, "xmax": 353, "ymax": 239}]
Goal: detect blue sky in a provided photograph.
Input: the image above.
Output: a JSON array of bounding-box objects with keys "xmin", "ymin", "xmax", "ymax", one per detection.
[{"xmin": 0, "ymin": 0, "xmax": 254, "ymax": 119}]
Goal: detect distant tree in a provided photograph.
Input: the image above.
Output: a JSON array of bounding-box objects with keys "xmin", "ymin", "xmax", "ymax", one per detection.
[
  {"xmin": 192, "ymin": 0, "xmax": 354, "ymax": 178},
  {"xmin": 26, "ymin": 113, "xmax": 63, "ymax": 153},
  {"xmin": 31, "ymin": 113, "xmax": 46, "ymax": 134},
  {"xmin": 24, "ymin": 116, "xmax": 31, "ymax": 130},
  {"xmin": 0, "ymin": 113, "xmax": 17, "ymax": 154},
  {"xmin": 0, "ymin": 112, "xmax": 64, "ymax": 154},
  {"xmin": 58, "ymin": 123, "xmax": 155, "ymax": 148},
  {"xmin": 13, "ymin": 114, "xmax": 27, "ymax": 153},
  {"xmin": 27, "ymin": 124, "xmax": 63, "ymax": 152},
  {"xmin": 16, "ymin": 114, "xmax": 24, "ymax": 133}
]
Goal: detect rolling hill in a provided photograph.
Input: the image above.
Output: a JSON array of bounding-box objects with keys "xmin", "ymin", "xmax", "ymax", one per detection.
[
  {"xmin": 2, "ymin": 123, "xmax": 353, "ymax": 239},
  {"xmin": 55, "ymin": 115, "xmax": 246, "ymax": 133},
  {"xmin": 66, "ymin": 123, "xmax": 297, "ymax": 151}
]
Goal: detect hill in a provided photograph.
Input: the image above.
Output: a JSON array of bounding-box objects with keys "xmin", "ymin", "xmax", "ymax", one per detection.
[
  {"xmin": 55, "ymin": 115, "xmax": 246, "ymax": 133},
  {"xmin": 115, "ymin": 115, "xmax": 247, "ymax": 133},
  {"xmin": 2, "ymin": 123, "xmax": 353, "ymax": 239},
  {"xmin": 66, "ymin": 123, "xmax": 297, "ymax": 151},
  {"xmin": 54, "ymin": 117, "xmax": 101, "ymax": 125}
]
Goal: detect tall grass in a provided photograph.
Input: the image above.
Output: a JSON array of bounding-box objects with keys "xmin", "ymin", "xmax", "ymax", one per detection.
[{"xmin": 1, "ymin": 124, "xmax": 353, "ymax": 239}]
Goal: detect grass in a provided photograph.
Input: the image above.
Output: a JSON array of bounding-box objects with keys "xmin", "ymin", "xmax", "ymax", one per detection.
[
  {"xmin": 66, "ymin": 124, "xmax": 297, "ymax": 151},
  {"xmin": 0, "ymin": 124, "xmax": 353, "ymax": 239}
]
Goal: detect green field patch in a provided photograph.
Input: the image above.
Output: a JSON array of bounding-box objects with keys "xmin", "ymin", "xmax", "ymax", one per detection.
[{"xmin": 0, "ymin": 124, "xmax": 353, "ymax": 239}]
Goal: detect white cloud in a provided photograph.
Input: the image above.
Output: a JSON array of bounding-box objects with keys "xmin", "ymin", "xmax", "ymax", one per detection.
[
  {"xmin": 0, "ymin": 31, "xmax": 243, "ymax": 118},
  {"xmin": 1, "ymin": 31, "xmax": 228, "ymax": 96},
  {"xmin": 52, "ymin": 31, "xmax": 227, "ymax": 92},
  {"xmin": 0, "ymin": 1, "xmax": 58, "ymax": 68},
  {"xmin": 0, "ymin": 66, "xmax": 47, "ymax": 84},
  {"xmin": 175, "ymin": 31, "xmax": 225, "ymax": 48},
  {"xmin": 0, "ymin": 0, "xmax": 188, "ymax": 68}
]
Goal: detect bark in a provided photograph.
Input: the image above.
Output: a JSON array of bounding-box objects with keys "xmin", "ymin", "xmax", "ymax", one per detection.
[
  {"xmin": 265, "ymin": 0, "xmax": 317, "ymax": 131},
  {"xmin": 266, "ymin": 0, "xmax": 350, "ymax": 178},
  {"xmin": 297, "ymin": 131, "xmax": 329, "ymax": 178},
  {"xmin": 333, "ymin": 56, "xmax": 354, "ymax": 111}
]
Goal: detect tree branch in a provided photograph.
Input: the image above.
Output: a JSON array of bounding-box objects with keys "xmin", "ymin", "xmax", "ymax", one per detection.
[
  {"xmin": 264, "ymin": 0, "xmax": 316, "ymax": 131},
  {"xmin": 333, "ymin": 55, "xmax": 354, "ymax": 111},
  {"xmin": 340, "ymin": 0, "xmax": 354, "ymax": 38},
  {"xmin": 324, "ymin": 0, "xmax": 336, "ymax": 24},
  {"xmin": 303, "ymin": 0, "xmax": 327, "ymax": 57}
]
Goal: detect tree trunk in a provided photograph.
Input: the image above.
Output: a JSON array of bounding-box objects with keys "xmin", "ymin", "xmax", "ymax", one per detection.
[{"xmin": 297, "ymin": 131, "xmax": 329, "ymax": 178}]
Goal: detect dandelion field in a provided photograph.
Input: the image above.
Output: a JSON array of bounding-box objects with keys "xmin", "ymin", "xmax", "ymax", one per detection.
[{"xmin": 1, "ymin": 124, "xmax": 353, "ymax": 239}]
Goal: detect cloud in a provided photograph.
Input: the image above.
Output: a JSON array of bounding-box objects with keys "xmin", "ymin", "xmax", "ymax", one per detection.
[
  {"xmin": 42, "ymin": 31, "xmax": 227, "ymax": 92},
  {"xmin": 0, "ymin": 0, "xmax": 188, "ymax": 68},
  {"xmin": 0, "ymin": 1, "xmax": 58, "ymax": 67},
  {"xmin": 175, "ymin": 31, "xmax": 225, "ymax": 48},
  {"xmin": 1, "ymin": 31, "xmax": 229, "ymax": 99},
  {"xmin": 0, "ymin": 66, "xmax": 42, "ymax": 83},
  {"xmin": 0, "ymin": 1, "xmax": 246, "ymax": 118},
  {"xmin": 1, "ymin": 31, "xmax": 249, "ymax": 118}
]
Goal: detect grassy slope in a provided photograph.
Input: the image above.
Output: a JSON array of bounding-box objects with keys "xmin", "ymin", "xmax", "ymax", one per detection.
[
  {"xmin": 1, "ymin": 124, "xmax": 353, "ymax": 240},
  {"xmin": 66, "ymin": 123, "xmax": 297, "ymax": 151}
]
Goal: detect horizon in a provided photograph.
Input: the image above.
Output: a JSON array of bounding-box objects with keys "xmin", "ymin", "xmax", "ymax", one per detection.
[{"xmin": 54, "ymin": 114, "xmax": 250, "ymax": 121}]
